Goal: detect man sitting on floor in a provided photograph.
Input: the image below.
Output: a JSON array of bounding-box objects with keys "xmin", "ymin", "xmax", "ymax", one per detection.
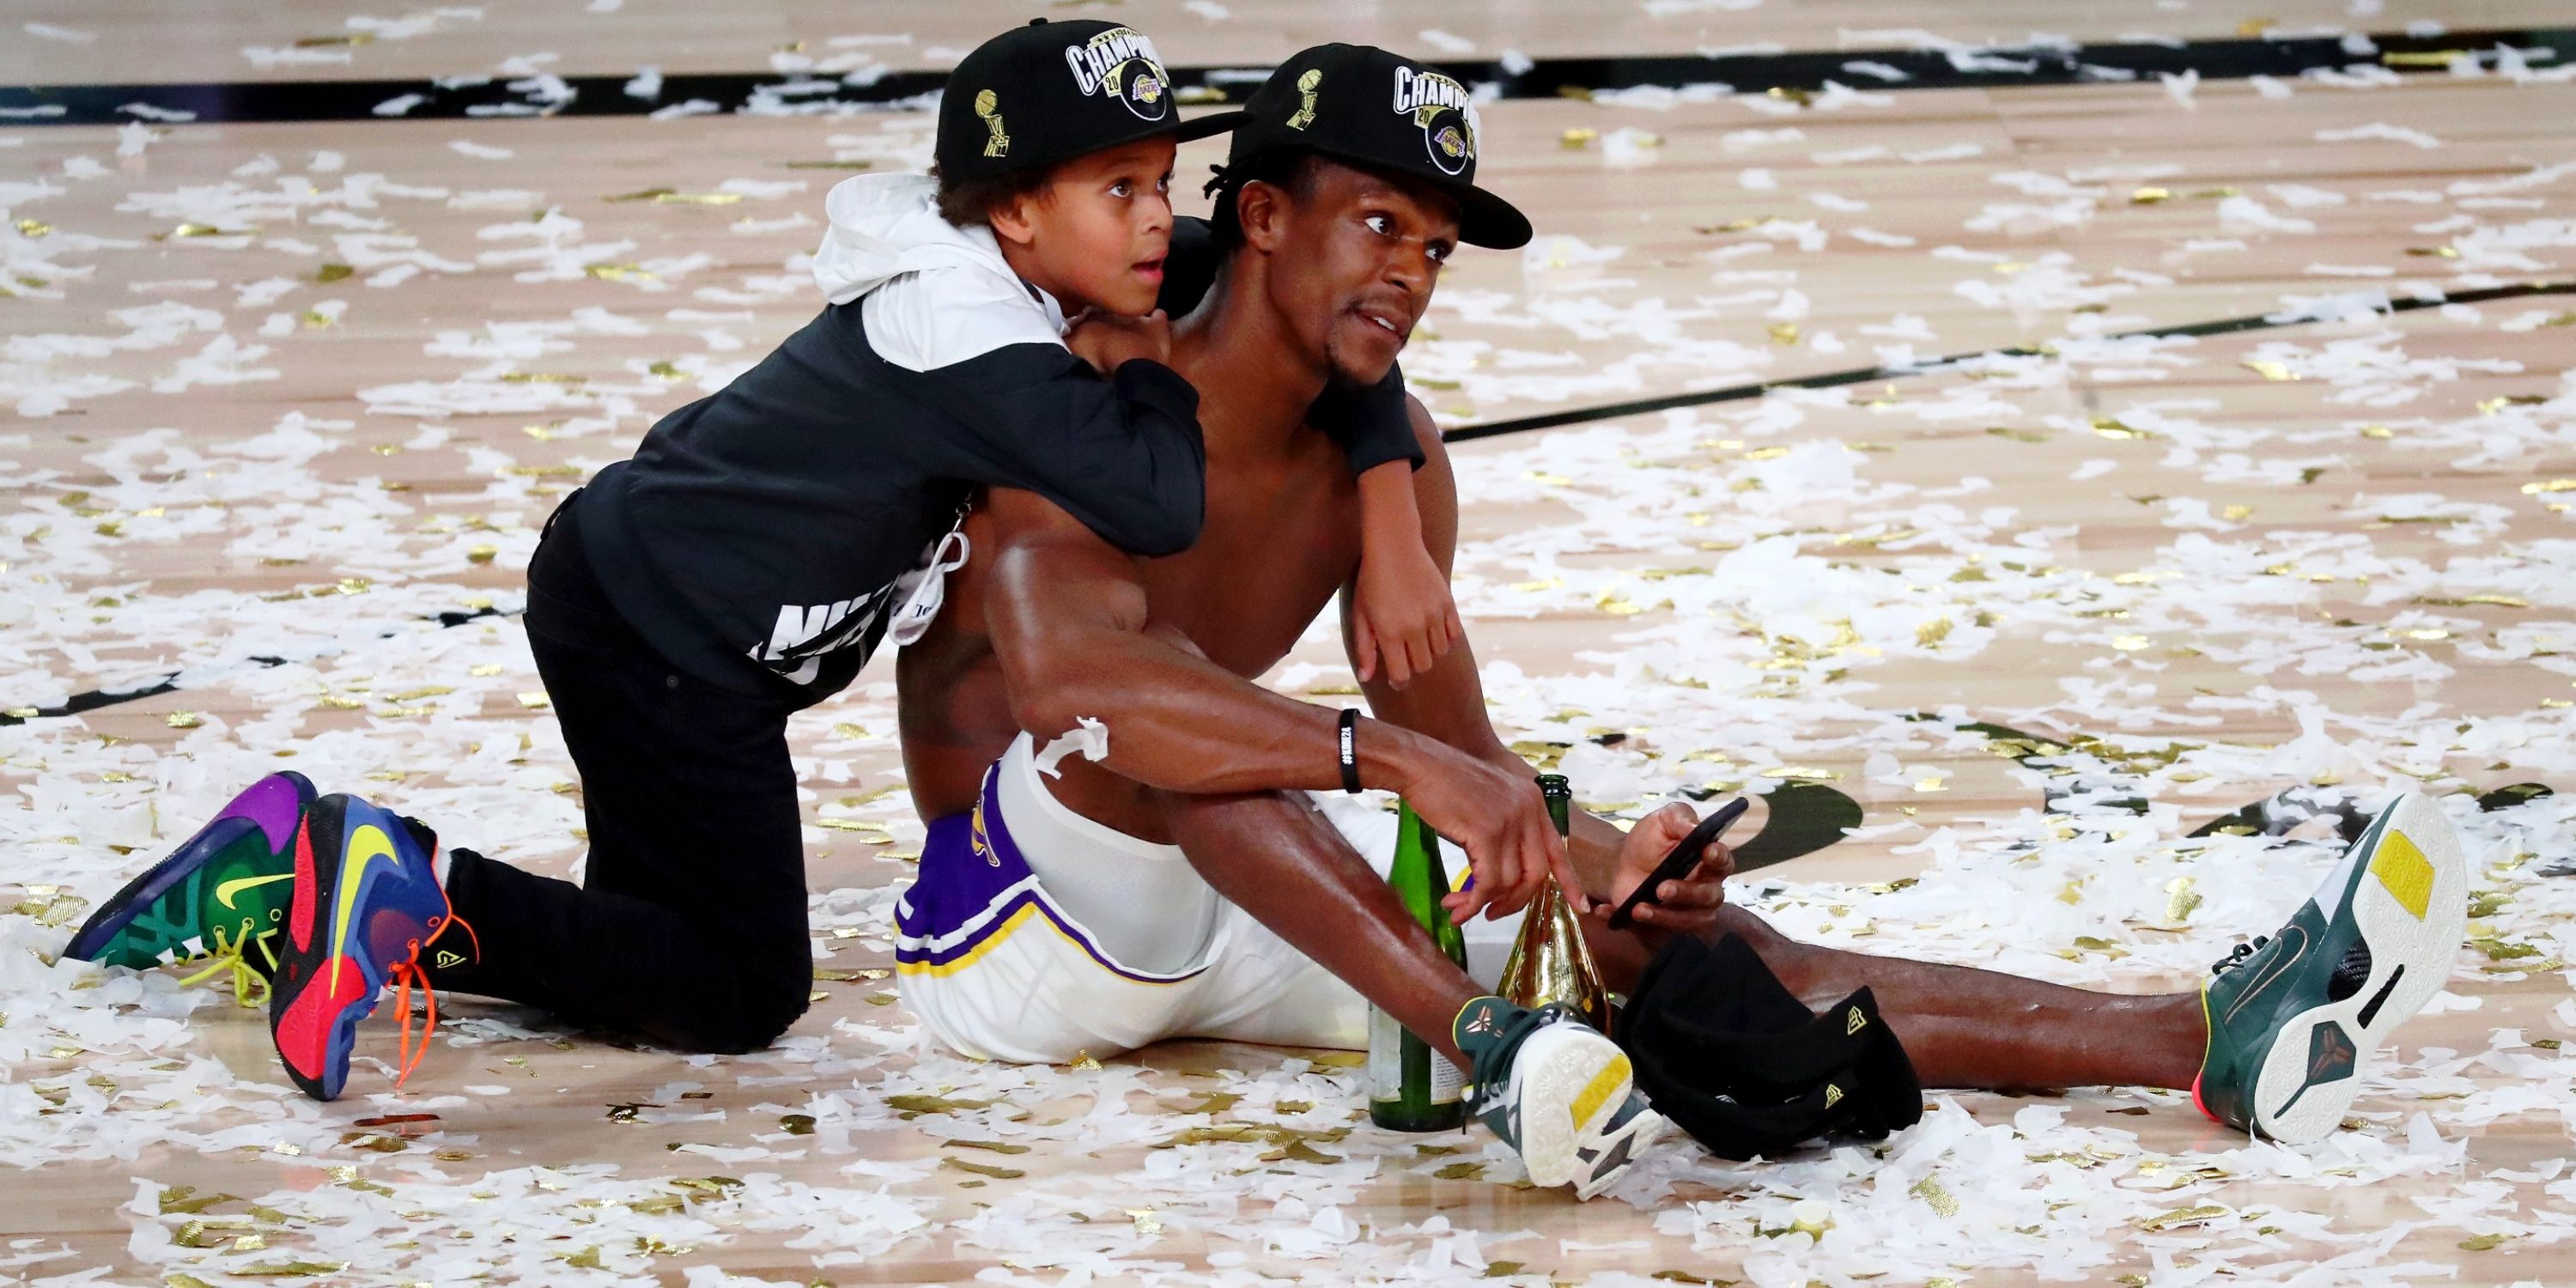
[{"xmin": 890, "ymin": 42, "xmax": 2474, "ymax": 1200}]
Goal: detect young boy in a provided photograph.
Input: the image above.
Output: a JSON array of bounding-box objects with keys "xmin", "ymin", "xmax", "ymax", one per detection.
[{"xmin": 65, "ymin": 18, "xmax": 1457, "ymax": 1101}]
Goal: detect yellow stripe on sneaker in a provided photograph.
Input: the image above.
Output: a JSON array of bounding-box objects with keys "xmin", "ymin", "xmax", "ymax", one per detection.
[
  {"xmin": 2370, "ymin": 830, "xmax": 2434, "ymax": 921},
  {"xmin": 1570, "ymin": 1053, "xmax": 1632, "ymax": 1127}
]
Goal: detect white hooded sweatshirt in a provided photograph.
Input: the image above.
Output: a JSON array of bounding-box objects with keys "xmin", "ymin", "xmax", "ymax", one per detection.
[{"xmin": 809, "ymin": 173, "xmax": 1074, "ymax": 374}]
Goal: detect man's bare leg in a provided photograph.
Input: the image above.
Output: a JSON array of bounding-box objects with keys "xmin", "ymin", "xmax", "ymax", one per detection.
[
  {"xmin": 1150, "ymin": 787, "xmax": 1480, "ymax": 1068},
  {"xmin": 1589, "ymin": 908, "xmax": 2208, "ymax": 1091},
  {"xmin": 1151, "ymin": 788, "xmax": 2203, "ymax": 1091}
]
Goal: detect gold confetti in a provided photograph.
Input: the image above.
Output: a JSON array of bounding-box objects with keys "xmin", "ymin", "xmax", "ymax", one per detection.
[
  {"xmin": 1127, "ymin": 1207, "xmax": 1163, "ymax": 1235},
  {"xmin": 2161, "ymin": 876, "xmax": 2204, "ymax": 925},
  {"xmin": 166, "ymin": 712, "xmax": 204, "ymax": 729},
  {"xmin": 1915, "ymin": 617, "xmax": 1953, "ymax": 647},
  {"xmin": 167, "ymin": 223, "xmax": 256, "ymax": 239},
  {"xmin": 1559, "ymin": 128, "xmax": 1599, "ymax": 149},
  {"xmin": 295, "ymin": 33, "xmax": 375, "ymax": 47},
  {"xmin": 2458, "ymin": 1232, "xmax": 2508, "ymax": 1250},
  {"xmin": 949, "ymin": 1138, "xmax": 1030, "ymax": 1154},
  {"xmin": 942, "ymin": 1157, "xmax": 1025, "ymax": 1180},
  {"xmin": 2240, "ymin": 359, "xmax": 2297, "ymax": 381},
  {"xmin": 2136, "ymin": 1203, "xmax": 2227, "ymax": 1231},
  {"xmin": 517, "ymin": 691, "xmax": 551, "ymax": 709},
  {"xmin": 2414, "ymin": 595, "xmax": 2527, "ymax": 609},
  {"xmin": 2111, "ymin": 635, "xmax": 2150, "ymax": 651},
  {"xmin": 585, "ymin": 263, "xmax": 657, "ymax": 282},
  {"xmin": 314, "ymin": 264, "xmax": 353, "ymax": 283},
  {"xmin": 1908, "ymin": 1175, "xmax": 1959, "ymax": 1217},
  {"xmin": 885, "ymin": 1094, "xmax": 993, "ymax": 1116},
  {"xmin": 2403, "ymin": 246, "xmax": 2459, "ymax": 258},
  {"xmin": 2129, "ymin": 186, "xmax": 2170, "ymax": 204},
  {"xmin": 2381, "ymin": 49, "xmax": 2468, "ymax": 68},
  {"xmin": 605, "ymin": 189, "xmax": 744, "ymax": 205},
  {"xmin": 1766, "ymin": 85, "xmax": 1814, "ymax": 106},
  {"xmin": 1767, "ymin": 322, "xmax": 1801, "ymax": 346},
  {"xmin": 2521, "ymin": 479, "xmax": 2576, "ymax": 495},
  {"xmin": 15, "ymin": 218, "xmax": 51, "ymax": 237}
]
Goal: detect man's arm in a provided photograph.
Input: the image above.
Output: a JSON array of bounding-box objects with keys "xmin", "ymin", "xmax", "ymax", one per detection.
[
  {"xmin": 1344, "ymin": 400, "xmax": 1735, "ymax": 927},
  {"xmin": 980, "ymin": 486, "xmax": 1559, "ymax": 890}
]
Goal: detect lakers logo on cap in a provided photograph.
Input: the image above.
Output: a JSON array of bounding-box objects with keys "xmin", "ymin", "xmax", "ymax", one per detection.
[
  {"xmin": 1064, "ymin": 26, "xmax": 1173, "ymax": 122},
  {"xmin": 1389, "ymin": 65, "xmax": 1477, "ymax": 176},
  {"xmin": 1285, "ymin": 68, "xmax": 1322, "ymax": 131},
  {"xmin": 975, "ymin": 89, "xmax": 1010, "ymax": 158}
]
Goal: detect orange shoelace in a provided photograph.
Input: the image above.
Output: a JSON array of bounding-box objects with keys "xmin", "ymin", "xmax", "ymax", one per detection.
[{"xmin": 387, "ymin": 908, "xmax": 481, "ymax": 1090}]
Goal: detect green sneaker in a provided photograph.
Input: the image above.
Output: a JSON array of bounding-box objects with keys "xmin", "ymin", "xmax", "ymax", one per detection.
[
  {"xmin": 2194, "ymin": 793, "xmax": 2468, "ymax": 1144},
  {"xmin": 1455, "ymin": 996, "xmax": 1667, "ymax": 1200},
  {"xmin": 64, "ymin": 772, "xmax": 316, "ymax": 1003}
]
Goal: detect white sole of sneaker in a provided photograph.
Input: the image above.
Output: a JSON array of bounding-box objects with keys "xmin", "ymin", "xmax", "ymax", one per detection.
[
  {"xmin": 2251, "ymin": 793, "xmax": 2470, "ymax": 1145},
  {"xmin": 1510, "ymin": 1024, "xmax": 1668, "ymax": 1200}
]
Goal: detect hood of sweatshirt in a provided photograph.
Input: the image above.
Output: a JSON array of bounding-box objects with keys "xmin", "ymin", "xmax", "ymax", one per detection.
[{"xmin": 810, "ymin": 172, "xmax": 1026, "ymax": 307}]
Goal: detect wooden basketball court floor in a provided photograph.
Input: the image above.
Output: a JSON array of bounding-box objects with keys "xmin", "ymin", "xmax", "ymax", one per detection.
[{"xmin": 3, "ymin": 3, "xmax": 2573, "ymax": 1284}]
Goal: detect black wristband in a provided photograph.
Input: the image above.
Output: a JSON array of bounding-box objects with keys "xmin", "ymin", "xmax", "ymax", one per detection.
[{"xmin": 1338, "ymin": 707, "xmax": 1363, "ymax": 794}]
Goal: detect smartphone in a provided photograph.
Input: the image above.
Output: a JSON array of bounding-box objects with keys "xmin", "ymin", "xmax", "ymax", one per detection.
[{"xmin": 1605, "ymin": 796, "xmax": 1749, "ymax": 930}]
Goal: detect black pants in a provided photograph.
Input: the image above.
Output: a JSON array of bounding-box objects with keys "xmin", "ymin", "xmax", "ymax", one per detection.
[{"xmin": 426, "ymin": 494, "xmax": 812, "ymax": 1053}]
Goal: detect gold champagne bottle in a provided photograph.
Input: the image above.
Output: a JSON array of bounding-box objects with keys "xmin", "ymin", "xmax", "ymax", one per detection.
[{"xmin": 1496, "ymin": 773, "xmax": 1610, "ymax": 1030}]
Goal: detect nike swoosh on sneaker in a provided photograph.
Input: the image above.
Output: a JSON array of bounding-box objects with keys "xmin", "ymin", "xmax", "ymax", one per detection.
[
  {"xmin": 2220, "ymin": 922, "xmax": 2309, "ymax": 1029},
  {"xmin": 325, "ymin": 825, "xmax": 400, "ymax": 990},
  {"xmin": 216, "ymin": 872, "xmax": 295, "ymax": 910}
]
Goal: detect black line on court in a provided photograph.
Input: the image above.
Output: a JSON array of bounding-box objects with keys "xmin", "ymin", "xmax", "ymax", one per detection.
[
  {"xmin": 0, "ymin": 27, "xmax": 2566, "ymax": 126},
  {"xmin": 0, "ymin": 608, "xmax": 511, "ymax": 728},
  {"xmin": 7, "ymin": 281, "xmax": 2569, "ymax": 724},
  {"xmin": 1442, "ymin": 279, "xmax": 2576, "ymax": 442}
]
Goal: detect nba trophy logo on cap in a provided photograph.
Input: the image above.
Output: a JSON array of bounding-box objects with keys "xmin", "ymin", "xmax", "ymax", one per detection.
[
  {"xmin": 1285, "ymin": 68, "xmax": 1322, "ymax": 131},
  {"xmin": 974, "ymin": 88, "xmax": 1009, "ymax": 157},
  {"xmin": 1064, "ymin": 26, "xmax": 1174, "ymax": 122}
]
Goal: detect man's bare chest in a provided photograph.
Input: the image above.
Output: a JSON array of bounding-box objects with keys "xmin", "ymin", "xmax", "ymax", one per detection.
[{"xmin": 1137, "ymin": 452, "xmax": 1361, "ymax": 678}]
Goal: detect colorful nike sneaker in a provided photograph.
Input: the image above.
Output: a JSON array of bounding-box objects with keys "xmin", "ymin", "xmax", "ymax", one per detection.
[
  {"xmin": 1455, "ymin": 996, "xmax": 1668, "ymax": 1200},
  {"xmin": 65, "ymin": 771, "xmax": 316, "ymax": 1002},
  {"xmin": 2194, "ymin": 793, "xmax": 2469, "ymax": 1144},
  {"xmin": 268, "ymin": 794, "xmax": 476, "ymax": 1102}
]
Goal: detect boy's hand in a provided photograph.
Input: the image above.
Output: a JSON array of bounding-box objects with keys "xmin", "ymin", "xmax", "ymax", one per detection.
[
  {"xmin": 1351, "ymin": 533, "xmax": 1461, "ymax": 690},
  {"xmin": 1066, "ymin": 309, "xmax": 1172, "ymax": 374}
]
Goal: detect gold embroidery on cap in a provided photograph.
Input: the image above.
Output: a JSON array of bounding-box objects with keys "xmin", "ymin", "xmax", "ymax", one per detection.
[
  {"xmin": 975, "ymin": 88, "xmax": 1010, "ymax": 158},
  {"xmin": 1285, "ymin": 69, "xmax": 1321, "ymax": 131}
]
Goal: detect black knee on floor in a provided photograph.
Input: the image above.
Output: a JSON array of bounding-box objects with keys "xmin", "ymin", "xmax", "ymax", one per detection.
[{"xmin": 642, "ymin": 943, "xmax": 812, "ymax": 1054}]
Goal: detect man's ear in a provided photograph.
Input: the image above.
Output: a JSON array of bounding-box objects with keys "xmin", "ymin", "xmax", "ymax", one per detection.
[{"xmin": 1235, "ymin": 179, "xmax": 1291, "ymax": 255}]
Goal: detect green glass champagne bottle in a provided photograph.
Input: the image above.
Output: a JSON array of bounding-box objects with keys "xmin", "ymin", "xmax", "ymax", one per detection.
[{"xmin": 1367, "ymin": 800, "xmax": 1469, "ymax": 1132}]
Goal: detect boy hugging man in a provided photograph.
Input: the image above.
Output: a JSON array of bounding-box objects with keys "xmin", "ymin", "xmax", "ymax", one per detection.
[{"xmin": 69, "ymin": 18, "xmax": 1460, "ymax": 1102}]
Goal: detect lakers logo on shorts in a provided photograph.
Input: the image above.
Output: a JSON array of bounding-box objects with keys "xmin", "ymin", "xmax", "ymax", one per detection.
[{"xmin": 970, "ymin": 796, "xmax": 999, "ymax": 867}]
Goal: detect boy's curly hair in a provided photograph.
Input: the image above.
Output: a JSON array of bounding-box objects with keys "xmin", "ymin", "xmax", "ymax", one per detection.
[{"xmin": 931, "ymin": 161, "xmax": 1056, "ymax": 229}]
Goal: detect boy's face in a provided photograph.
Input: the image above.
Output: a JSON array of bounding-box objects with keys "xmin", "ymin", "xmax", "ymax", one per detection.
[{"xmin": 991, "ymin": 136, "xmax": 1177, "ymax": 317}]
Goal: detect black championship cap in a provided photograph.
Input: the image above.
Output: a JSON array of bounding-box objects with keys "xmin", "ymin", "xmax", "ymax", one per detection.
[
  {"xmin": 935, "ymin": 19, "xmax": 1236, "ymax": 184},
  {"xmin": 1196, "ymin": 44, "xmax": 1532, "ymax": 249}
]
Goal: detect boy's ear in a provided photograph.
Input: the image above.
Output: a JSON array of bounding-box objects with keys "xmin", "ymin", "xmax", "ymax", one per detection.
[
  {"xmin": 987, "ymin": 186, "xmax": 1045, "ymax": 248},
  {"xmin": 1236, "ymin": 179, "xmax": 1291, "ymax": 255}
]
